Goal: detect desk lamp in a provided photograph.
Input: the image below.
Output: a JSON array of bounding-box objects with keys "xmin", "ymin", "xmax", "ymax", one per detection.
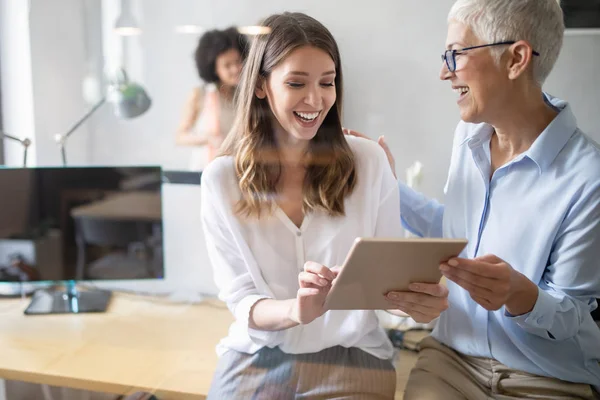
[
  {"xmin": 54, "ymin": 68, "xmax": 151, "ymax": 166},
  {"xmin": 0, "ymin": 132, "xmax": 32, "ymax": 167}
]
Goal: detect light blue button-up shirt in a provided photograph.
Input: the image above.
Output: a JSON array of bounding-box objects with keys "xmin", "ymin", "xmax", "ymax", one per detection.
[{"xmin": 399, "ymin": 94, "xmax": 600, "ymax": 387}]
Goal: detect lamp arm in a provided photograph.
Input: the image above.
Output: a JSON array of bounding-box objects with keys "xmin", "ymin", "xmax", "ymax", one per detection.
[
  {"xmin": 62, "ymin": 97, "xmax": 106, "ymax": 141},
  {"xmin": 58, "ymin": 97, "xmax": 106, "ymax": 166},
  {"xmin": 1, "ymin": 132, "xmax": 23, "ymax": 143},
  {"xmin": 1, "ymin": 131, "xmax": 32, "ymax": 167}
]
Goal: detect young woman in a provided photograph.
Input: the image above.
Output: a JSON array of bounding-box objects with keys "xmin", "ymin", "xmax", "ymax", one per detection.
[
  {"xmin": 201, "ymin": 12, "xmax": 448, "ymax": 398},
  {"xmin": 176, "ymin": 27, "xmax": 247, "ymax": 170}
]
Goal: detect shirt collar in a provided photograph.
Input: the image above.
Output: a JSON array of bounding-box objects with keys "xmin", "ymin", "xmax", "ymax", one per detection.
[
  {"xmin": 460, "ymin": 93, "xmax": 578, "ymax": 174},
  {"xmin": 525, "ymin": 94, "xmax": 578, "ymax": 173}
]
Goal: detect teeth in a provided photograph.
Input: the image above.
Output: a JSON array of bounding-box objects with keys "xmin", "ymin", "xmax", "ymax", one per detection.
[
  {"xmin": 453, "ymin": 87, "xmax": 469, "ymax": 95},
  {"xmin": 295, "ymin": 111, "xmax": 319, "ymax": 121}
]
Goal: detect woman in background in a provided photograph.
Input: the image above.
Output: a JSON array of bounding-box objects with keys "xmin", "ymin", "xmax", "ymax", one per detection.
[{"xmin": 176, "ymin": 27, "xmax": 247, "ymax": 170}]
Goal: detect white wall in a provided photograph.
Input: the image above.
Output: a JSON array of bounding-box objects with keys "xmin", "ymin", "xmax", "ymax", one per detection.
[
  {"xmin": 1, "ymin": 0, "xmax": 96, "ymax": 167},
  {"xmin": 3, "ymin": 1, "xmax": 600, "ymax": 298},
  {"xmin": 545, "ymin": 32, "xmax": 600, "ymax": 140},
  {"xmin": 0, "ymin": 0, "xmax": 36, "ymax": 167},
  {"xmin": 88, "ymin": 0, "xmax": 600, "ymax": 200},
  {"xmin": 87, "ymin": 1, "xmax": 599, "ymax": 298},
  {"xmin": 28, "ymin": 0, "xmax": 92, "ymax": 166},
  {"xmin": 16, "ymin": 0, "xmax": 598, "ymax": 196},
  {"xmin": 89, "ymin": 0, "xmax": 462, "ymax": 198}
]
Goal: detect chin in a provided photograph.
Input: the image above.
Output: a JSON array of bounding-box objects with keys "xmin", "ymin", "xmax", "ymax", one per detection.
[
  {"xmin": 459, "ymin": 107, "xmax": 482, "ymax": 124},
  {"xmin": 289, "ymin": 119, "xmax": 325, "ymax": 142},
  {"xmin": 460, "ymin": 112, "xmax": 475, "ymax": 123},
  {"xmin": 292, "ymin": 128, "xmax": 319, "ymax": 142}
]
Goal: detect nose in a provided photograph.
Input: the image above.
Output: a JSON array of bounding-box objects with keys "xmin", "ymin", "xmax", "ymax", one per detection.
[
  {"xmin": 440, "ymin": 61, "xmax": 453, "ymax": 81},
  {"xmin": 234, "ymin": 61, "xmax": 242, "ymax": 74},
  {"xmin": 305, "ymin": 85, "xmax": 322, "ymax": 109}
]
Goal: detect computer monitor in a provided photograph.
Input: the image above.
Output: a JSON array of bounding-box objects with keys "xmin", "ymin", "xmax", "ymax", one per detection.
[{"xmin": 0, "ymin": 166, "xmax": 164, "ymax": 314}]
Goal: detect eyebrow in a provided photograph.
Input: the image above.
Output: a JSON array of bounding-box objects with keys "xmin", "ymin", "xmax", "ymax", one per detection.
[{"xmin": 286, "ymin": 70, "xmax": 336, "ymax": 77}]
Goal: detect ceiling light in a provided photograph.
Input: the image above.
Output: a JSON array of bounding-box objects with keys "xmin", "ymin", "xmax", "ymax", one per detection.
[{"xmin": 237, "ymin": 26, "xmax": 271, "ymax": 36}]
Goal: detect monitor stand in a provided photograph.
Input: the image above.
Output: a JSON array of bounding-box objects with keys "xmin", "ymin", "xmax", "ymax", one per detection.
[{"xmin": 24, "ymin": 281, "xmax": 112, "ymax": 315}]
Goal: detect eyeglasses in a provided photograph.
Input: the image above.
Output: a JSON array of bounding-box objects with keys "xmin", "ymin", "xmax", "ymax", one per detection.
[{"xmin": 441, "ymin": 41, "xmax": 540, "ymax": 72}]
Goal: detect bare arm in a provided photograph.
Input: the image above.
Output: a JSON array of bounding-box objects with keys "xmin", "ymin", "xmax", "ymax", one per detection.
[
  {"xmin": 249, "ymin": 299, "xmax": 298, "ymax": 331},
  {"xmin": 249, "ymin": 263, "xmax": 339, "ymax": 331},
  {"xmin": 176, "ymin": 88, "xmax": 208, "ymax": 146}
]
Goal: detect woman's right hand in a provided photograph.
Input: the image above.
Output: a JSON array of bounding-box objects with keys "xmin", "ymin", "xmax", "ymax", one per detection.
[{"xmin": 289, "ymin": 262, "xmax": 340, "ymax": 325}]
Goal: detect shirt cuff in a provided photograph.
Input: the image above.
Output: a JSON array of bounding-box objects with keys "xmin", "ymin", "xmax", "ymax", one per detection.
[
  {"xmin": 505, "ymin": 287, "xmax": 556, "ymax": 331},
  {"xmin": 234, "ymin": 294, "xmax": 285, "ymax": 346},
  {"xmin": 398, "ymin": 181, "xmax": 418, "ymax": 204},
  {"xmin": 398, "ymin": 181, "xmax": 421, "ymax": 235}
]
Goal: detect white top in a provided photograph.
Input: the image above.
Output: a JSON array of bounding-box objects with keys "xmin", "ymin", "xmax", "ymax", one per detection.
[
  {"xmin": 189, "ymin": 83, "xmax": 236, "ymax": 171},
  {"xmin": 200, "ymin": 135, "xmax": 402, "ymax": 359}
]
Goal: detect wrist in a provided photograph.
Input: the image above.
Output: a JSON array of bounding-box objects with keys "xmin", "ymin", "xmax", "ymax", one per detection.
[
  {"xmin": 505, "ymin": 272, "xmax": 538, "ymax": 316},
  {"xmin": 286, "ymin": 298, "xmax": 301, "ymax": 325}
]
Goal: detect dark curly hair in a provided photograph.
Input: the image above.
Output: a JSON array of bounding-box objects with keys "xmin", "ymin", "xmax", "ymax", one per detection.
[{"xmin": 194, "ymin": 27, "xmax": 247, "ymax": 84}]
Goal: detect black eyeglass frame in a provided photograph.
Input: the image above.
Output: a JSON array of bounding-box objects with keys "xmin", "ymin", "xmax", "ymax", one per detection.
[{"xmin": 441, "ymin": 41, "xmax": 540, "ymax": 72}]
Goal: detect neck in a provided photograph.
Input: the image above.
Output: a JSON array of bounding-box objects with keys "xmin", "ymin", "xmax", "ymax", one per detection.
[
  {"xmin": 273, "ymin": 124, "xmax": 309, "ymax": 169},
  {"xmin": 490, "ymin": 87, "xmax": 558, "ymax": 157},
  {"xmin": 218, "ymin": 84, "xmax": 235, "ymax": 100}
]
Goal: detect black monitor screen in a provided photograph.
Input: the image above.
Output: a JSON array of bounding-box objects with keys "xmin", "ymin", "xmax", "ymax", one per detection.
[{"xmin": 0, "ymin": 166, "xmax": 164, "ymax": 283}]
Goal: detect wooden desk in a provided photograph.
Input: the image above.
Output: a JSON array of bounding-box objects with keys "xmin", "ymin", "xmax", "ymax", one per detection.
[
  {"xmin": 0, "ymin": 293, "xmax": 232, "ymax": 399},
  {"xmin": 71, "ymin": 192, "xmax": 161, "ymax": 221},
  {"xmin": 0, "ymin": 293, "xmax": 417, "ymax": 399}
]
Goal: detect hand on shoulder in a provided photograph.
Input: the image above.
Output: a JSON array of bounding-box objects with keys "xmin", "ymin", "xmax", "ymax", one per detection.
[{"xmin": 343, "ymin": 128, "xmax": 396, "ymax": 178}]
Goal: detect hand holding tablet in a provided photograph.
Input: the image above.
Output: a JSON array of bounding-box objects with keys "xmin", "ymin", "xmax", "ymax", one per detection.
[{"xmin": 324, "ymin": 238, "xmax": 468, "ymax": 310}]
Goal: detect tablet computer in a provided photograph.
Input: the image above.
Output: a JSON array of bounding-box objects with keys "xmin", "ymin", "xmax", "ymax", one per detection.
[{"xmin": 324, "ymin": 238, "xmax": 468, "ymax": 310}]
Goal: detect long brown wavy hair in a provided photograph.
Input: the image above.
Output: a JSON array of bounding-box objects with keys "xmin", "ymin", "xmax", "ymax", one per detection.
[{"xmin": 220, "ymin": 12, "xmax": 356, "ymax": 218}]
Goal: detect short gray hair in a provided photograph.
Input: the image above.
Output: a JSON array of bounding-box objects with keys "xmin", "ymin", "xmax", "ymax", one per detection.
[{"xmin": 448, "ymin": 0, "xmax": 564, "ymax": 86}]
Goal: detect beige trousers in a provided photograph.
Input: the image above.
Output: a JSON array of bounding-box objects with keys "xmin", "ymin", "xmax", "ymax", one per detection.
[{"xmin": 404, "ymin": 336, "xmax": 598, "ymax": 400}]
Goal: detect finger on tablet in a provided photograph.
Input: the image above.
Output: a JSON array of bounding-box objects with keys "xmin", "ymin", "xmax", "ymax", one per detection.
[{"xmin": 304, "ymin": 261, "xmax": 335, "ymax": 281}]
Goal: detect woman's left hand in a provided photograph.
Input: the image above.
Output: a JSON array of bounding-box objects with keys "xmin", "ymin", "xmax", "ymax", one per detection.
[{"xmin": 384, "ymin": 283, "xmax": 449, "ymax": 324}]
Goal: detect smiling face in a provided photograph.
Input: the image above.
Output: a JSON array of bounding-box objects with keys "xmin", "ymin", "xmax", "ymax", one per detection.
[
  {"xmin": 256, "ymin": 45, "xmax": 337, "ymax": 146},
  {"xmin": 440, "ymin": 20, "xmax": 510, "ymax": 124},
  {"xmin": 215, "ymin": 48, "xmax": 243, "ymax": 88}
]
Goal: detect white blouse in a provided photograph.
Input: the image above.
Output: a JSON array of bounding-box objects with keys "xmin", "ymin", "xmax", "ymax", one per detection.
[
  {"xmin": 200, "ymin": 135, "xmax": 402, "ymax": 360},
  {"xmin": 189, "ymin": 83, "xmax": 236, "ymax": 171}
]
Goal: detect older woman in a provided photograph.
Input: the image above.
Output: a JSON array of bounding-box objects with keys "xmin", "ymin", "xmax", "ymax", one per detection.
[{"xmin": 348, "ymin": 0, "xmax": 600, "ymax": 398}]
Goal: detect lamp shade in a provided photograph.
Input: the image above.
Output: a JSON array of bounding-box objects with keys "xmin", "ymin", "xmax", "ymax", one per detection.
[
  {"xmin": 114, "ymin": 0, "xmax": 141, "ymax": 36},
  {"xmin": 107, "ymin": 69, "xmax": 151, "ymax": 119},
  {"xmin": 55, "ymin": 67, "xmax": 151, "ymax": 166}
]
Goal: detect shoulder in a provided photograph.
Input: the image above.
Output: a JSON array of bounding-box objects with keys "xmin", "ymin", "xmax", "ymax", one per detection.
[
  {"xmin": 345, "ymin": 134, "xmax": 388, "ymax": 170},
  {"xmin": 186, "ymin": 87, "xmax": 204, "ymax": 108},
  {"xmin": 201, "ymin": 156, "xmax": 237, "ymax": 193},
  {"xmin": 564, "ymin": 130, "xmax": 600, "ymax": 186},
  {"xmin": 344, "ymin": 134, "xmax": 397, "ymax": 198},
  {"xmin": 545, "ymin": 130, "xmax": 600, "ymax": 222},
  {"xmin": 192, "ymin": 84, "xmax": 218, "ymax": 100},
  {"xmin": 204, "ymin": 83, "xmax": 218, "ymax": 93}
]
